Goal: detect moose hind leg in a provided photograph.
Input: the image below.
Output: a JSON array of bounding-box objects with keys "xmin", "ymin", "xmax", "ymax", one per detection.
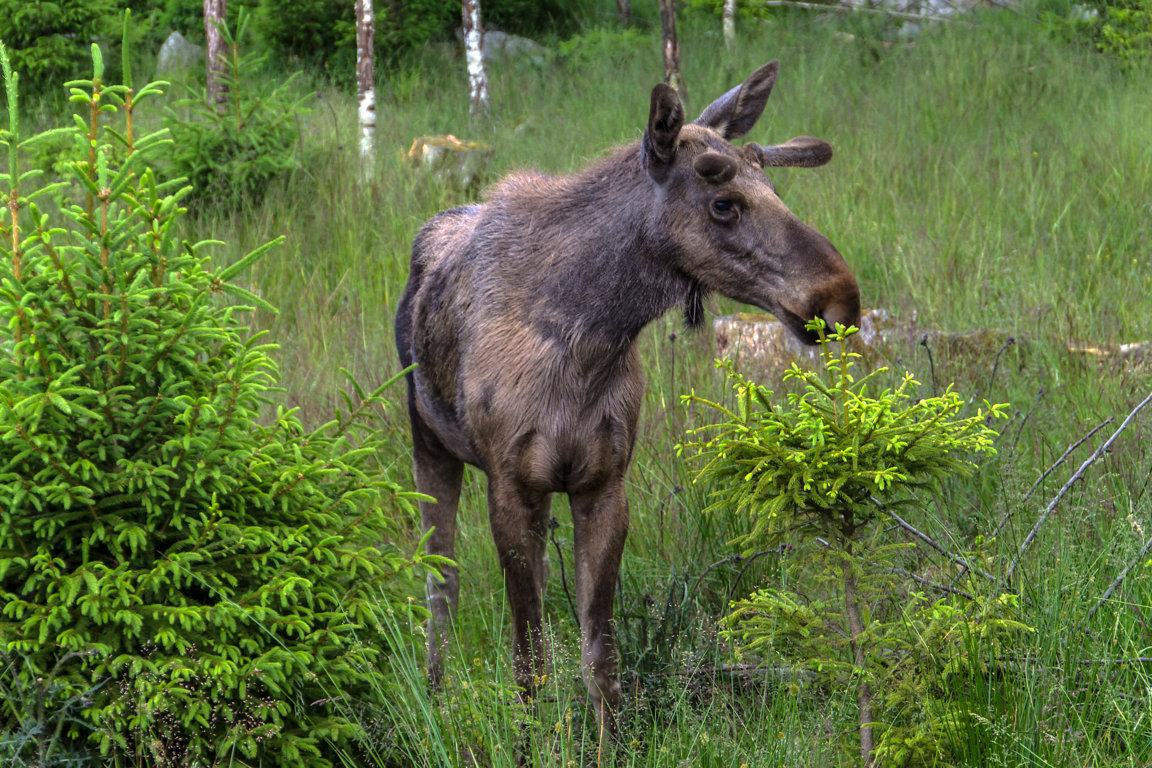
[
  {"xmin": 570, "ymin": 483, "xmax": 629, "ymax": 738},
  {"xmin": 488, "ymin": 478, "xmax": 552, "ymax": 697},
  {"xmin": 412, "ymin": 425, "xmax": 465, "ymax": 688}
]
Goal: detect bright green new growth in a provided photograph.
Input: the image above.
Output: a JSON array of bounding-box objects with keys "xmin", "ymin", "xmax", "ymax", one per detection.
[
  {"xmin": 682, "ymin": 321, "xmax": 1018, "ymax": 766},
  {"xmin": 683, "ymin": 321, "xmax": 1006, "ymax": 552},
  {"xmin": 0, "ymin": 27, "xmax": 440, "ymax": 767}
]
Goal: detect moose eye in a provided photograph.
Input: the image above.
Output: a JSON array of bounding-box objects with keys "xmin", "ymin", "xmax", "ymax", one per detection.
[{"xmin": 710, "ymin": 198, "xmax": 738, "ymax": 222}]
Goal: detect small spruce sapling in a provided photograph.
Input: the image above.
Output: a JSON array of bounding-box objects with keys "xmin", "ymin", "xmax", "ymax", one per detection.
[
  {"xmin": 1, "ymin": 23, "xmax": 443, "ymax": 768},
  {"xmin": 681, "ymin": 321, "xmax": 1016, "ymax": 767}
]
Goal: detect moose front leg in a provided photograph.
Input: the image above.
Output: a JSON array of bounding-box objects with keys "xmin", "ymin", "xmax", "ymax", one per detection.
[
  {"xmin": 488, "ymin": 479, "xmax": 553, "ymax": 698},
  {"xmin": 570, "ymin": 481, "xmax": 629, "ymax": 739}
]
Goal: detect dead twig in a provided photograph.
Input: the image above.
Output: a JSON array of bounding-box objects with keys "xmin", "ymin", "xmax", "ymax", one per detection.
[
  {"xmin": 993, "ymin": 417, "xmax": 1113, "ymax": 538},
  {"xmin": 885, "ymin": 567, "xmax": 975, "ymax": 600},
  {"xmin": 880, "ymin": 503, "xmax": 996, "ymax": 581},
  {"xmin": 1006, "ymin": 391, "xmax": 1152, "ymax": 585},
  {"xmin": 1085, "ymin": 535, "xmax": 1152, "ymax": 625}
]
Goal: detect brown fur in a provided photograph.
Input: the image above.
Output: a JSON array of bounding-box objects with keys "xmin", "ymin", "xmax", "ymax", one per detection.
[{"xmin": 395, "ymin": 61, "xmax": 860, "ymax": 738}]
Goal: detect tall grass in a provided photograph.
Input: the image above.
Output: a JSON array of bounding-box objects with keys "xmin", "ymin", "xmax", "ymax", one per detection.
[
  {"xmin": 10, "ymin": 6, "xmax": 1148, "ymax": 766},
  {"xmin": 205, "ymin": 10, "xmax": 1150, "ymax": 766}
]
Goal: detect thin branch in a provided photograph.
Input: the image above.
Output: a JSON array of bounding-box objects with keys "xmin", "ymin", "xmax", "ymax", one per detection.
[
  {"xmin": 1085, "ymin": 535, "xmax": 1152, "ymax": 624},
  {"xmin": 884, "ymin": 567, "xmax": 974, "ymax": 600},
  {"xmin": 549, "ymin": 517, "xmax": 579, "ymax": 632},
  {"xmin": 1006, "ymin": 391, "xmax": 1152, "ymax": 585},
  {"xmin": 881, "ymin": 504, "xmax": 995, "ymax": 581},
  {"xmin": 993, "ymin": 417, "xmax": 1113, "ymax": 538},
  {"xmin": 723, "ymin": 547, "xmax": 784, "ymax": 609},
  {"xmin": 1007, "ymin": 386, "xmax": 1047, "ymax": 452}
]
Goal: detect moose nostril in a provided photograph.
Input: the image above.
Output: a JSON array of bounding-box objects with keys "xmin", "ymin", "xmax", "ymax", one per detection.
[{"xmin": 821, "ymin": 296, "xmax": 861, "ymax": 333}]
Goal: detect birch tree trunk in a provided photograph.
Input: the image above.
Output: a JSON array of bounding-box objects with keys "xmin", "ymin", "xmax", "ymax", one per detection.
[
  {"xmin": 617, "ymin": 0, "xmax": 632, "ymax": 26},
  {"xmin": 204, "ymin": 0, "xmax": 228, "ymax": 113},
  {"xmin": 658, "ymin": 0, "xmax": 686, "ymax": 108},
  {"xmin": 723, "ymin": 0, "xmax": 736, "ymax": 54},
  {"xmin": 356, "ymin": 0, "xmax": 376, "ymax": 174},
  {"xmin": 462, "ymin": 0, "xmax": 489, "ymax": 119}
]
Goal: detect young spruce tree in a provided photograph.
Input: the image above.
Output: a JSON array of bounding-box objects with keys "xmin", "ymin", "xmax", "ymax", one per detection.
[
  {"xmin": 0, "ymin": 26, "xmax": 439, "ymax": 768},
  {"xmin": 682, "ymin": 322, "xmax": 1025, "ymax": 767}
]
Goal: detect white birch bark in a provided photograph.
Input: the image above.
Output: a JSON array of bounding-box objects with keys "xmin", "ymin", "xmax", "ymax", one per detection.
[
  {"xmin": 723, "ymin": 0, "xmax": 736, "ymax": 53},
  {"xmin": 659, "ymin": 0, "xmax": 685, "ymax": 106},
  {"xmin": 356, "ymin": 0, "xmax": 376, "ymax": 173},
  {"xmin": 463, "ymin": 0, "xmax": 489, "ymax": 118}
]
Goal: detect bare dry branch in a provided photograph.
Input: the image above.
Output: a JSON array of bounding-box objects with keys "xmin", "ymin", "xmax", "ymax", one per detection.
[{"xmin": 1006, "ymin": 391, "xmax": 1152, "ymax": 585}]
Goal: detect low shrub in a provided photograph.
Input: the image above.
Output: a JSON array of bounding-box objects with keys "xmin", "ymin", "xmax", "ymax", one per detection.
[
  {"xmin": 0, "ymin": 30, "xmax": 440, "ymax": 767},
  {"xmin": 164, "ymin": 11, "xmax": 310, "ymax": 213}
]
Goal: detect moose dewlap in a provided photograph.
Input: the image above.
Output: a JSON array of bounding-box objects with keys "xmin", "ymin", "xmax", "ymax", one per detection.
[{"xmin": 395, "ymin": 60, "xmax": 860, "ymax": 736}]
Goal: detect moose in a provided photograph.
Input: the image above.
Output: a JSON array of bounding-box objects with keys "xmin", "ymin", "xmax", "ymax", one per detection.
[{"xmin": 395, "ymin": 60, "xmax": 860, "ymax": 735}]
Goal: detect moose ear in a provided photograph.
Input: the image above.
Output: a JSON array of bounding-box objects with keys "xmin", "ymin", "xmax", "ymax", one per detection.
[
  {"xmin": 695, "ymin": 60, "xmax": 779, "ymax": 140},
  {"xmin": 644, "ymin": 83, "xmax": 685, "ymax": 183},
  {"xmin": 750, "ymin": 136, "xmax": 834, "ymax": 168}
]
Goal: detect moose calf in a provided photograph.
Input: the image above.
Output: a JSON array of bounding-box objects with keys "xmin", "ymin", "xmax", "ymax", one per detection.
[{"xmin": 396, "ymin": 60, "xmax": 860, "ymax": 736}]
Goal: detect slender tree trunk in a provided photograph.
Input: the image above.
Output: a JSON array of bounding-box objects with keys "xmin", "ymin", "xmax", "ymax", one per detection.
[
  {"xmin": 617, "ymin": 0, "xmax": 632, "ymax": 26},
  {"xmin": 843, "ymin": 545, "xmax": 876, "ymax": 768},
  {"xmin": 658, "ymin": 0, "xmax": 686, "ymax": 109},
  {"xmin": 723, "ymin": 0, "xmax": 736, "ymax": 54},
  {"xmin": 356, "ymin": 0, "xmax": 376, "ymax": 174},
  {"xmin": 462, "ymin": 0, "xmax": 489, "ymax": 119},
  {"xmin": 204, "ymin": 0, "xmax": 228, "ymax": 113}
]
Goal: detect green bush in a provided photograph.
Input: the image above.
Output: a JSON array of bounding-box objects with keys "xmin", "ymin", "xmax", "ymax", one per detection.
[
  {"xmin": 0, "ymin": 34, "xmax": 439, "ymax": 768},
  {"xmin": 1097, "ymin": 0, "xmax": 1152, "ymax": 58},
  {"xmin": 252, "ymin": 0, "xmax": 597, "ymax": 78},
  {"xmin": 165, "ymin": 12, "xmax": 310, "ymax": 212},
  {"xmin": 0, "ymin": 0, "xmax": 117, "ymax": 96},
  {"xmin": 682, "ymin": 322, "xmax": 1016, "ymax": 765}
]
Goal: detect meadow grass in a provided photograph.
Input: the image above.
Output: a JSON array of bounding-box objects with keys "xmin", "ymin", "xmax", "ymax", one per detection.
[
  {"xmin": 183, "ymin": 9, "xmax": 1152, "ymax": 766},
  {"xmin": 6, "ymin": 5, "xmax": 1149, "ymax": 766}
]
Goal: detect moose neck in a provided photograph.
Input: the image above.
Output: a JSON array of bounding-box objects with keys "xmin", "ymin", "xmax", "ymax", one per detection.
[{"xmin": 503, "ymin": 145, "xmax": 695, "ymax": 356}]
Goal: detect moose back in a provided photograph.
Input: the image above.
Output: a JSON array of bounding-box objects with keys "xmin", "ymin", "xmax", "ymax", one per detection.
[{"xmin": 395, "ymin": 60, "xmax": 860, "ymax": 735}]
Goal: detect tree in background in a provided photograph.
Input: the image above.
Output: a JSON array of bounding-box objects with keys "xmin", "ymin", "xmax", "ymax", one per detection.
[
  {"xmin": 356, "ymin": 0, "xmax": 376, "ymax": 173},
  {"xmin": 204, "ymin": 0, "xmax": 228, "ymax": 110},
  {"xmin": 618, "ymin": 0, "xmax": 632, "ymax": 26},
  {"xmin": 0, "ymin": 0, "xmax": 114, "ymax": 95},
  {"xmin": 723, "ymin": 0, "xmax": 735, "ymax": 53},
  {"xmin": 463, "ymin": 0, "xmax": 489, "ymax": 118},
  {"xmin": 659, "ymin": 0, "xmax": 686, "ymax": 107}
]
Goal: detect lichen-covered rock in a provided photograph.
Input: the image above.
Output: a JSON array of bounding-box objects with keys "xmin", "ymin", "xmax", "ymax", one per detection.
[{"xmin": 406, "ymin": 134, "xmax": 493, "ymax": 191}]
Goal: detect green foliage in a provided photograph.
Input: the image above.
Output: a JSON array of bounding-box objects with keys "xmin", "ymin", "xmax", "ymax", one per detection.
[
  {"xmin": 253, "ymin": 0, "xmax": 359, "ymax": 77},
  {"xmin": 165, "ymin": 11, "xmax": 309, "ymax": 212},
  {"xmin": 683, "ymin": 323, "xmax": 1006, "ymax": 553},
  {"xmin": 0, "ymin": 34, "xmax": 440, "ymax": 767},
  {"xmin": 252, "ymin": 0, "xmax": 595, "ymax": 79},
  {"xmin": 1036, "ymin": 0, "xmax": 1152, "ymax": 59},
  {"xmin": 1098, "ymin": 0, "xmax": 1152, "ymax": 58},
  {"xmin": 682, "ymin": 322, "xmax": 1016, "ymax": 765},
  {"xmin": 0, "ymin": 0, "xmax": 117, "ymax": 96},
  {"xmin": 556, "ymin": 24, "xmax": 651, "ymax": 67}
]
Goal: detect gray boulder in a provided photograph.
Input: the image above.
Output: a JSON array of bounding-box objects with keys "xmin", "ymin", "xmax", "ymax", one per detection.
[
  {"xmin": 455, "ymin": 29, "xmax": 548, "ymax": 66},
  {"xmin": 155, "ymin": 31, "xmax": 204, "ymax": 79}
]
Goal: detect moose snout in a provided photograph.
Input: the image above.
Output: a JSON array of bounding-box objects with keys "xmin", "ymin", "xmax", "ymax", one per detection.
[
  {"xmin": 819, "ymin": 275, "xmax": 861, "ymax": 332},
  {"xmin": 791, "ymin": 266, "xmax": 861, "ymax": 344}
]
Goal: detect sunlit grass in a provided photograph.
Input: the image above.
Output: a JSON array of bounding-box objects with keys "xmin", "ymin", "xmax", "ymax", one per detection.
[{"xmin": 44, "ymin": 8, "xmax": 1149, "ymax": 766}]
